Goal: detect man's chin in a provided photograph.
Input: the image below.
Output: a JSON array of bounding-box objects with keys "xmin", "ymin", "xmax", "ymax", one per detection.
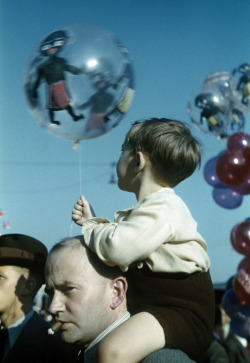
[{"xmin": 61, "ymin": 330, "xmax": 76, "ymax": 344}]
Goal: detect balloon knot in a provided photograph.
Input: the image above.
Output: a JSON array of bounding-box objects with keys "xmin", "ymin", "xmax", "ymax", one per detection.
[{"xmin": 72, "ymin": 140, "xmax": 80, "ymax": 150}]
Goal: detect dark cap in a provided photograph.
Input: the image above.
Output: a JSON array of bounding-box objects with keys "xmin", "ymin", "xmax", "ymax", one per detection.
[{"xmin": 0, "ymin": 234, "xmax": 48, "ymax": 283}]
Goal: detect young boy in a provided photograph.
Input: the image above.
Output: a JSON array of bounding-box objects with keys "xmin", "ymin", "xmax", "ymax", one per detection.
[{"xmin": 72, "ymin": 118, "xmax": 214, "ymax": 362}]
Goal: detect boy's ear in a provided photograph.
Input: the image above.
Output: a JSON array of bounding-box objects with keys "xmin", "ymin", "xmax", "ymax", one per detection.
[{"xmin": 134, "ymin": 151, "xmax": 146, "ymax": 172}]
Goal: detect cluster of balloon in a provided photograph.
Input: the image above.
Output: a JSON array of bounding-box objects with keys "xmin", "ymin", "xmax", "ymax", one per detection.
[
  {"xmin": 203, "ymin": 131, "xmax": 250, "ymax": 208},
  {"xmin": 188, "ymin": 71, "xmax": 245, "ymax": 139},
  {"xmin": 24, "ymin": 24, "xmax": 135, "ymax": 143},
  {"xmin": 222, "ymin": 219, "xmax": 250, "ymax": 339}
]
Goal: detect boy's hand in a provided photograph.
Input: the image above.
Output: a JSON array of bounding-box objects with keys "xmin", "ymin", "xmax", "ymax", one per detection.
[{"xmin": 72, "ymin": 195, "xmax": 95, "ymax": 226}]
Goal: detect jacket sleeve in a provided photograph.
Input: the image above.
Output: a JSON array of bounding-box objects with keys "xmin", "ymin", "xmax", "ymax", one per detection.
[{"xmin": 81, "ymin": 198, "xmax": 175, "ymax": 270}]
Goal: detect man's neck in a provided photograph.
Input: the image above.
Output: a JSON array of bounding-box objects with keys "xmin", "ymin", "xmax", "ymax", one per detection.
[
  {"xmin": 2, "ymin": 303, "xmax": 33, "ymax": 328},
  {"xmin": 84, "ymin": 311, "xmax": 130, "ymax": 353}
]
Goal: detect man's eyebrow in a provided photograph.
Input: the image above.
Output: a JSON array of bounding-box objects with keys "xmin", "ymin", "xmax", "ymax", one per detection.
[{"xmin": 45, "ymin": 280, "xmax": 78, "ymax": 293}]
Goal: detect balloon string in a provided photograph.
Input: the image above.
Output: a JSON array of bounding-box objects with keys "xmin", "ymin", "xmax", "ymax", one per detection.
[
  {"xmin": 78, "ymin": 143, "xmax": 82, "ymax": 196},
  {"xmin": 69, "ymin": 143, "xmax": 83, "ymax": 237}
]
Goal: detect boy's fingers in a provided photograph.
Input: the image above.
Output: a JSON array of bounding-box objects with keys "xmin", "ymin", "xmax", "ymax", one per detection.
[
  {"xmin": 72, "ymin": 209, "xmax": 81, "ymax": 216},
  {"xmin": 74, "ymin": 204, "xmax": 83, "ymax": 211},
  {"xmin": 80, "ymin": 195, "xmax": 91, "ymax": 206},
  {"xmin": 72, "ymin": 213, "xmax": 81, "ymax": 220},
  {"xmin": 77, "ymin": 198, "xmax": 83, "ymax": 205}
]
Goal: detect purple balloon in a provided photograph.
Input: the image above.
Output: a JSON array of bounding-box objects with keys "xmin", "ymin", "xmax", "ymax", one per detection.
[
  {"xmin": 212, "ymin": 187, "xmax": 243, "ymax": 209},
  {"xmin": 203, "ymin": 156, "xmax": 228, "ymax": 188}
]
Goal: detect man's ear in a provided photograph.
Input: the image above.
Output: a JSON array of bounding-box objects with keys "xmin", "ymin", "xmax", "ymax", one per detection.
[
  {"xmin": 110, "ymin": 277, "xmax": 128, "ymax": 310},
  {"xmin": 134, "ymin": 151, "xmax": 146, "ymax": 173}
]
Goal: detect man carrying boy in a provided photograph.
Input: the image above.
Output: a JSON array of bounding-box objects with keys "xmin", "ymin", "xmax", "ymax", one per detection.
[{"xmin": 72, "ymin": 118, "xmax": 214, "ymax": 362}]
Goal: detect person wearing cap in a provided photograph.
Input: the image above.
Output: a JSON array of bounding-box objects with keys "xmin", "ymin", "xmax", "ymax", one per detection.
[{"xmin": 0, "ymin": 233, "xmax": 73, "ymax": 363}]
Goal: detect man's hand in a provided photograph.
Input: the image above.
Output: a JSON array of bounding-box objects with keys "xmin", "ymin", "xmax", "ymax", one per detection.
[{"xmin": 72, "ymin": 195, "xmax": 95, "ymax": 226}]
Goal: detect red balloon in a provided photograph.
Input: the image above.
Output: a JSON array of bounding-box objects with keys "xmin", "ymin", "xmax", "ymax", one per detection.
[
  {"xmin": 231, "ymin": 220, "xmax": 250, "ymax": 257},
  {"xmin": 216, "ymin": 151, "xmax": 249, "ymax": 186},
  {"xmin": 244, "ymin": 149, "xmax": 250, "ymax": 173},
  {"xmin": 232, "ymin": 173, "xmax": 250, "ymax": 195},
  {"xmin": 234, "ymin": 268, "xmax": 250, "ymax": 305},
  {"xmin": 238, "ymin": 257, "xmax": 250, "ymax": 271},
  {"xmin": 227, "ymin": 132, "xmax": 250, "ymax": 153}
]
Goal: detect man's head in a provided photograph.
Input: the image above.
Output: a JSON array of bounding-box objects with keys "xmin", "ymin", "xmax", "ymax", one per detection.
[
  {"xmin": 0, "ymin": 234, "xmax": 48, "ymax": 327},
  {"xmin": 45, "ymin": 236, "xmax": 128, "ymax": 345},
  {"xmin": 123, "ymin": 118, "xmax": 202, "ymax": 187}
]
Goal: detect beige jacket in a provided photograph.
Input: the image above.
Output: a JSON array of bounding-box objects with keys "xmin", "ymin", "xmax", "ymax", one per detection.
[{"xmin": 82, "ymin": 188, "xmax": 210, "ymax": 273}]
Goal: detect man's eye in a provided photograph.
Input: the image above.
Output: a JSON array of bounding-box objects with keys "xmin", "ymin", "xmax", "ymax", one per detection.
[{"xmin": 63, "ymin": 286, "xmax": 75, "ymax": 294}]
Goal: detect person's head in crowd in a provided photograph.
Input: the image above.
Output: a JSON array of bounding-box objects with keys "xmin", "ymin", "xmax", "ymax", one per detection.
[
  {"xmin": 45, "ymin": 235, "xmax": 128, "ymax": 345},
  {"xmin": 122, "ymin": 118, "xmax": 202, "ymax": 188},
  {"xmin": 0, "ymin": 233, "xmax": 48, "ymax": 328}
]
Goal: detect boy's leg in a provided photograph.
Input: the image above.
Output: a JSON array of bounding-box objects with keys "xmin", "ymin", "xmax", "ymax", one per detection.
[{"xmin": 97, "ymin": 312, "xmax": 165, "ymax": 363}]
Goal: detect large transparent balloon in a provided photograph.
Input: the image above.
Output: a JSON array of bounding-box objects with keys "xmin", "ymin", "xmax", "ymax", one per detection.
[
  {"xmin": 24, "ymin": 24, "xmax": 135, "ymax": 141},
  {"xmin": 188, "ymin": 72, "xmax": 244, "ymax": 138},
  {"xmin": 232, "ymin": 62, "xmax": 250, "ymax": 114}
]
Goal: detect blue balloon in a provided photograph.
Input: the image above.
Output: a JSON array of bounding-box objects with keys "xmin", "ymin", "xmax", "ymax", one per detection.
[
  {"xmin": 203, "ymin": 155, "xmax": 228, "ymax": 188},
  {"xmin": 212, "ymin": 186, "xmax": 243, "ymax": 209},
  {"xmin": 231, "ymin": 318, "xmax": 250, "ymax": 339},
  {"xmin": 222, "ymin": 288, "xmax": 250, "ymax": 321}
]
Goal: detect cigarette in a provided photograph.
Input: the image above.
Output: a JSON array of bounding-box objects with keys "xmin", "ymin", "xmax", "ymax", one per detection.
[{"xmin": 48, "ymin": 321, "xmax": 62, "ymax": 335}]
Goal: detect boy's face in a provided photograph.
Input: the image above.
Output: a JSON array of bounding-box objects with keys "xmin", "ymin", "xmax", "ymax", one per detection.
[
  {"xmin": 116, "ymin": 142, "xmax": 136, "ymax": 192},
  {"xmin": 0, "ymin": 265, "xmax": 26, "ymax": 327}
]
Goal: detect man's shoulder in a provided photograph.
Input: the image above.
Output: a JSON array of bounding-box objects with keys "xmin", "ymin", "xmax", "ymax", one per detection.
[
  {"xmin": 141, "ymin": 349, "xmax": 196, "ymax": 363},
  {"xmin": 85, "ymin": 346, "xmax": 196, "ymax": 363},
  {"xmin": 14, "ymin": 313, "xmax": 74, "ymax": 362},
  {"xmin": 25, "ymin": 312, "xmax": 51, "ymax": 334}
]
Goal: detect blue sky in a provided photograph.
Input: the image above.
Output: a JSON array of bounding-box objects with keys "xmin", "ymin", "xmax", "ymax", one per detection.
[{"xmin": 1, "ymin": 0, "xmax": 250, "ymax": 283}]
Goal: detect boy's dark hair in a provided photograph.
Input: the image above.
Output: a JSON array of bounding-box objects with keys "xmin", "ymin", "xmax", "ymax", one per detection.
[{"xmin": 125, "ymin": 118, "xmax": 203, "ymax": 186}]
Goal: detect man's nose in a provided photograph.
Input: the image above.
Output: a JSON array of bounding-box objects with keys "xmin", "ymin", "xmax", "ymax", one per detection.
[{"xmin": 49, "ymin": 293, "xmax": 64, "ymax": 315}]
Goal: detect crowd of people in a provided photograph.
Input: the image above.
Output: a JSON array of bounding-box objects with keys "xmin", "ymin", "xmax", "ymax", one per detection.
[{"xmin": 1, "ymin": 118, "xmax": 249, "ymax": 362}]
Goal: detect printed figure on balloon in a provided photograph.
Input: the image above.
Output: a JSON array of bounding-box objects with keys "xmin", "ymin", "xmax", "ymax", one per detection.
[
  {"xmin": 195, "ymin": 92, "xmax": 226, "ymax": 137},
  {"xmin": 31, "ymin": 30, "xmax": 85, "ymax": 125},
  {"xmin": 80, "ymin": 72, "xmax": 113, "ymax": 132},
  {"xmin": 103, "ymin": 60, "xmax": 135, "ymax": 126},
  {"xmin": 77, "ymin": 56, "xmax": 134, "ymax": 134},
  {"xmin": 231, "ymin": 108, "xmax": 245, "ymax": 133},
  {"xmin": 235, "ymin": 63, "xmax": 250, "ymax": 107},
  {"xmin": 78, "ymin": 58, "xmax": 114, "ymax": 133}
]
